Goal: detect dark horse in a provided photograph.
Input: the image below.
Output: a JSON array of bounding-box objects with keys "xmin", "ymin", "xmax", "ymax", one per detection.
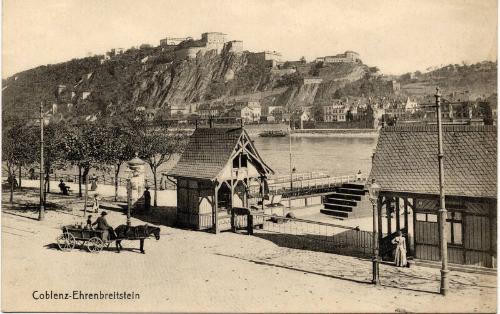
[{"xmin": 114, "ymin": 224, "xmax": 160, "ymax": 254}]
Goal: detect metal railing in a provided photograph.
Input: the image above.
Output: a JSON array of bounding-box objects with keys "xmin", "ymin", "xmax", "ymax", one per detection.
[
  {"xmin": 15, "ymin": 171, "xmax": 176, "ymax": 190},
  {"xmin": 253, "ymin": 213, "xmax": 373, "ymax": 257},
  {"xmin": 250, "ymin": 174, "xmax": 363, "ymax": 197}
]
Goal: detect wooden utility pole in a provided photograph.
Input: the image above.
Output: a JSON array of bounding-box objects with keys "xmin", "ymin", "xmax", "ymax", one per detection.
[
  {"xmin": 435, "ymin": 87, "xmax": 449, "ymax": 296},
  {"xmin": 38, "ymin": 102, "xmax": 45, "ymax": 221}
]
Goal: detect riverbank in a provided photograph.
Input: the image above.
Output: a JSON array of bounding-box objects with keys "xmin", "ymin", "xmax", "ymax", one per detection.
[
  {"xmin": 291, "ymin": 128, "xmax": 379, "ymax": 138},
  {"xmin": 243, "ymin": 124, "xmax": 379, "ymax": 138}
]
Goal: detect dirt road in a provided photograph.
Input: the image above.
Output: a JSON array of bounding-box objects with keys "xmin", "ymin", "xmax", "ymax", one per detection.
[{"xmin": 1, "ymin": 191, "xmax": 496, "ymax": 312}]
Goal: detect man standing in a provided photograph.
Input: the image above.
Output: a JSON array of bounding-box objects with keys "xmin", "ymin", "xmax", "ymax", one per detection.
[{"xmin": 143, "ymin": 187, "xmax": 151, "ymax": 211}]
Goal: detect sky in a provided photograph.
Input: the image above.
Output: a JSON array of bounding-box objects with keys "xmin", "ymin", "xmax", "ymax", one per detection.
[{"xmin": 2, "ymin": 0, "xmax": 498, "ymax": 77}]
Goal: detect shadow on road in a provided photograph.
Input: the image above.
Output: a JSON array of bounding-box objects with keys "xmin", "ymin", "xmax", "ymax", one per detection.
[{"xmin": 216, "ymin": 252, "xmax": 371, "ymax": 285}]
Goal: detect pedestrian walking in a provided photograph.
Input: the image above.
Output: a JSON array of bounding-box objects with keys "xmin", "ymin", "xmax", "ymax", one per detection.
[
  {"xmin": 92, "ymin": 194, "xmax": 101, "ymax": 213},
  {"xmin": 356, "ymin": 170, "xmax": 362, "ymax": 181},
  {"xmin": 143, "ymin": 186, "xmax": 151, "ymax": 211},
  {"xmin": 29, "ymin": 168, "xmax": 35, "ymax": 180},
  {"xmin": 391, "ymin": 230, "xmax": 407, "ymax": 267},
  {"xmin": 90, "ymin": 173, "xmax": 98, "ymax": 191}
]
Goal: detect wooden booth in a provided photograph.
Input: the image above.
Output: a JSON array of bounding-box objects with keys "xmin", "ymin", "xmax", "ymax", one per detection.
[
  {"xmin": 167, "ymin": 127, "xmax": 274, "ymax": 232},
  {"xmin": 370, "ymin": 125, "xmax": 497, "ymax": 268}
]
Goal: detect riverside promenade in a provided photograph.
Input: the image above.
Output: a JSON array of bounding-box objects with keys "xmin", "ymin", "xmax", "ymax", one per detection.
[{"xmin": 2, "ymin": 185, "xmax": 496, "ymax": 312}]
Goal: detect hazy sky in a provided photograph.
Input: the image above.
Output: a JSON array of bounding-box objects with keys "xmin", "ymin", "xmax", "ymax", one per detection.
[{"xmin": 2, "ymin": 0, "xmax": 498, "ymax": 77}]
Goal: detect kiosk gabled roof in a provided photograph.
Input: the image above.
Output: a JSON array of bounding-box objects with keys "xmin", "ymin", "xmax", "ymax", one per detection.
[
  {"xmin": 369, "ymin": 125, "xmax": 497, "ymax": 199},
  {"xmin": 167, "ymin": 127, "xmax": 273, "ymax": 180}
]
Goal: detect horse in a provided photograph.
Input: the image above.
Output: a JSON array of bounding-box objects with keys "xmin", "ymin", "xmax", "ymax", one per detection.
[{"xmin": 113, "ymin": 224, "xmax": 160, "ymax": 254}]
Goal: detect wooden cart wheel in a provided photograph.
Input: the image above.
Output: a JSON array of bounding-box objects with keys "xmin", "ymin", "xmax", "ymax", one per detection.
[
  {"xmin": 57, "ymin": 232, "xmax": 76, "ymax": 251},
  {"xmin": 86, "ymin": 237, "xmax": 104, "ymax": 253}
]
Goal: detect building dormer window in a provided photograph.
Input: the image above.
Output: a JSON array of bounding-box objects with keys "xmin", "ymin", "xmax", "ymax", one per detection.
[
  {"xmin": 232, "ymin": 153, "xmax": 248, "ymax": 169},
  {"xmin": 241, "ymin": 154, "xmax": 248, "ymax": 168}
]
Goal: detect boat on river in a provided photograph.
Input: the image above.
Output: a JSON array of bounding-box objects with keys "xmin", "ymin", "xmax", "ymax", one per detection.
[{"xmin": 258, "ymin": 130, "xmax": 287, "ymax": 137}]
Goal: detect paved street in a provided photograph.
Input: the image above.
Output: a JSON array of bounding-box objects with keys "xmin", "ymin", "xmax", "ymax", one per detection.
[{"xmin": 1, "ymin": 187, "xmax": 496, "ymax": 312}]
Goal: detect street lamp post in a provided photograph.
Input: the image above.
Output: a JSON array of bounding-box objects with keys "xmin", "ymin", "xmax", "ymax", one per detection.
[
  {"xmin": 38, "ymin": 102, "xmax": 45, "ymax": 221},
  {"xmin": 288, "ymin": 113, "xmax": 294, "ymax": 212},
  {"xmin": 126, "ymin": 178, "xmax": 132, "ymax": 226},
  {"xmin": 368, "ymin": 178, "xmax": 381, "ymax": 285},
  {"xmin": 435, "ymin": 87, "xmax": 449, "ymax": 296}
]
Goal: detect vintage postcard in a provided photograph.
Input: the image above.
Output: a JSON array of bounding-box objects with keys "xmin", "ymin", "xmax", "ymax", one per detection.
[{"xmin": 1, "ymin": 0, "xmax": 497, "ymax": 312}]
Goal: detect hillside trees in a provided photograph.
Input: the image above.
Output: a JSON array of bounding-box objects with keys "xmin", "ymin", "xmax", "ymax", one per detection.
[
  {"xmin": 129, "ymin": 114, "xmax": 188, "ymax": 207},
  {"xmin": 98, "ymin": 120, "xmax": 136, "ymax": 201},
  {"xmin": 2, "ymin": 118, "xmax": 39, "ymax": 203},
  {"xmin": 41, "ymin": 122, "xmax": 71, "ymax": 193},
  {"xmin": 61, "ymin": 123, "xmax": 117, "ymax": 196}
]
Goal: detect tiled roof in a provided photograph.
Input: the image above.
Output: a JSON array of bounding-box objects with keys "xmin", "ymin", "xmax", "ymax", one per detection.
[
  {"xmin": 369, "ymin": 125, "xmax": 497, "ymax": 198},
  {"xmin": 168, "ymin": 127, "xmax": 243, "ymax": 180},
  {"xmin": 168, "ymin": 127, "xmax": 273, "ymax": 180}
]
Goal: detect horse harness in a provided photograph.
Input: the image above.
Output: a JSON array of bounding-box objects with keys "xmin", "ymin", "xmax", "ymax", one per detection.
[{"xmin": 124, "ymin": 225, "xmax": 149, "ymax": 240}]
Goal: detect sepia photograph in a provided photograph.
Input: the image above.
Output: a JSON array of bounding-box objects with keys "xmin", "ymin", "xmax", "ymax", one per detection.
[{"xmin": 1, "ymin": 0, "xmax": 498, "ymax": 312}]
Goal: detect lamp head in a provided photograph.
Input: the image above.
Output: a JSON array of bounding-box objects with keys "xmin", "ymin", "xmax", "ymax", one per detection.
[{"xmin": 368, "ymin": 178, "xmax": 381, "ymax": 201}]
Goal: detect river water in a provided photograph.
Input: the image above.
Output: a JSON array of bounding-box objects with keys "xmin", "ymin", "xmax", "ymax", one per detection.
[
  {"xmin": 50, "ymin": 135, "xmax": 378, "ymax": 183},
  {"xmin": 252, "ymin": 135, "xmax": 378, "ymax": 178}
]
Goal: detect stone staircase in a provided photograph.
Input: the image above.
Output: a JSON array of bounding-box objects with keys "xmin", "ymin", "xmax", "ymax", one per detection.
[{"xmin": 320, "ymin": 182, "xmax": 371, "ymax": 219}]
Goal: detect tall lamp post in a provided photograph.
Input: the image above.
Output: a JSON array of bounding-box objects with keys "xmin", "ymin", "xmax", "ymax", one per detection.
[
  {"xmin": 368, "ymin": 178, "xmax": 381, "ymax": 284},
  {"xmin": 435, "ymin": 87, "xmax": 449, "ymax": 296},
  {"xmin": 126, "ymin": 178, "xmax": 132, "ymax": 226},
  {"xmin": 38, "ymin": 102, "xmax": 45, "ymax": 221}
]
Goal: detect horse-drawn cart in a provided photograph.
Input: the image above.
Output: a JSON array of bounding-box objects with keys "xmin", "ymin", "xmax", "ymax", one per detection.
[
  {"xmin": 56, "ymin": 224, "xmax": 161, "ymax": 254},
  {"xmin": 57, "ymin": 225, "xmax": 111, "ymax": 253}
]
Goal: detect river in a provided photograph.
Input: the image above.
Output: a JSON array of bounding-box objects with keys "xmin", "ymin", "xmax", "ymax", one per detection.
[
  {"xmin": 253, "ymin": 135, "xmax": 378, "ymax": 178},
  {"xmin": 48, "ymin": 135, "xmax": 378, "ymax": 183}
]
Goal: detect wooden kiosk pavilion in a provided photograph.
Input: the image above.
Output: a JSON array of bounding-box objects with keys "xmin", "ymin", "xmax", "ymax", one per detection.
[
  {"xmin": 167, "ymin": 127, "xmax": 274, "ymax": 233},
  {"xmin": 370, "ymin": 125, "xmax": 497, "ymax": 268}
]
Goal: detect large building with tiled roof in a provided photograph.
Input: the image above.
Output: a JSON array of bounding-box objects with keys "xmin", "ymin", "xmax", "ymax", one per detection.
[
  {"xmin": 167, "ymin": 127, "xmax": 274, "ymax": 232},
  {"xmin": 369, "ymin": 125, "xmax": 497, "ymax": 268}
]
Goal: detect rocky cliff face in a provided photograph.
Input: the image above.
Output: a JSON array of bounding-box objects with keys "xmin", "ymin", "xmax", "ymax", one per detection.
[{"xmin": 2, "ymin": 45, "xmax": 369, "ymax": 120}]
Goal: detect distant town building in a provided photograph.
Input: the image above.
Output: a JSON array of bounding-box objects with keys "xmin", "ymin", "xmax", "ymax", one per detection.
[
  {"xmin": 226, "ymin": 40, "xmax": 243, "ymax": 54},
  {"xmin": 404, "ymin": 97, "xmax": 419, "ymax": 113},
  {"xmin": 316, "ymin": 51, "xmax": 360, "ymax": 64},
  {"xmin": 169, "ymin": 104, "xmax": 190, "ymax": 116},
  {"xmin": 323, "ymin": 103, "xmax": 348, "ymax": 122},
  {"xmin": 300, "ymin": 106, "xmax": 314, "ymax": 128},
  {"xmin": 267, "ymin": 105, "xmax": 284, "ymax": 122},
  {"xmin": 198, "ymin": 104, "xmax": 224, "ymax": 119},
  {"xmin": 247, "ymin": 51, "xmax": 282, "ymax": 67},
  {"xmin": 390, "ymin": 80, "xmax": 401, "ymax": 93},
  {"xmin": 160, "ymin": 37, "xmax": 191, "ymax": 46},
  {"xmin": 449, "ymin": 90, "xmax": 471, "ymax": 102},
  {"xmin": 174, "ymin": 32, "xmax": 229, "ymax": 60},
  {"xmin": 239, "ymin": 101, "xmax": 261, "ymax": 123}
]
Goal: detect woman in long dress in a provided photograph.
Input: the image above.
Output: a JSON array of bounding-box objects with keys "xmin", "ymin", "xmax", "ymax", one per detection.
[
  {"xmin": 92, "ymin": 194, "xmax": 101, "ymax": 213},
  {"xmin": 392, "ymin": 231, "xmax": 407, "ymax": 267},
  {"xmin": 90, "ymin": 174, "xmax": 98, "ymax": 191}
]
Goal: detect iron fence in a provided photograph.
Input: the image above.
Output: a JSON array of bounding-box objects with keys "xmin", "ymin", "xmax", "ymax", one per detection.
[{"xmin": 253, "ymin": 213, "xmax": 374, "ymax": 257}]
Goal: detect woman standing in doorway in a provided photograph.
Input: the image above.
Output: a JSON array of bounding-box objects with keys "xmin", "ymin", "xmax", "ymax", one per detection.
[{"xmin": 392, "ymin": 231, "xmax": 407, "ymax": 267}]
